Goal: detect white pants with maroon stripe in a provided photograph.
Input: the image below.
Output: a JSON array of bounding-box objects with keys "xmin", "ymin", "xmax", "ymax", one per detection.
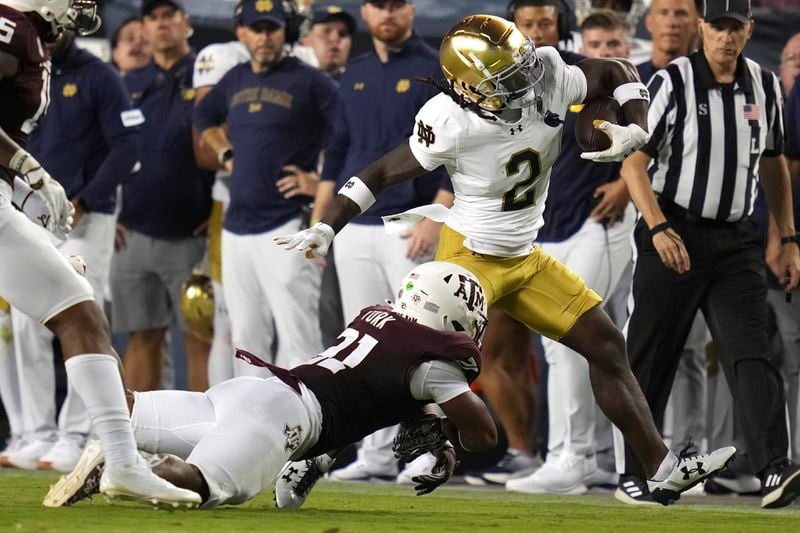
[{"xmin": 131, "ymin": 376, "xmax": 322, "ymax": 507}]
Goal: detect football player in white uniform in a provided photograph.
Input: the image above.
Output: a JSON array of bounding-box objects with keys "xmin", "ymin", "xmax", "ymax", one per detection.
[{"xmin": 277, "ymin": 13, "xmax": 736, "ymax": 505}]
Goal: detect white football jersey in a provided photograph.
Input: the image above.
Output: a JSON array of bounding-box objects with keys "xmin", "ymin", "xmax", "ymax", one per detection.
[
  {"xmin": 193, "ymin": 41, "xmax": 250, "ymax": 204},
  {"xmin": 193, "ymin": 41, "xmax": 250, "ymax": 89},
  {"xmin": 409, "ymin": 47, "xmax": 587, "ymax": 257}
]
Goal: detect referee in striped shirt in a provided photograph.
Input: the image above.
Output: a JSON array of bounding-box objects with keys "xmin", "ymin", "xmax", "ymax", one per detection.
[{"xmin": 617, "ymin": 0, "xmax": 800, "ymax": 508}]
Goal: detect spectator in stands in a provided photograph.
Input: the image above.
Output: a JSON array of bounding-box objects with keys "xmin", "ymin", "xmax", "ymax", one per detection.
[
  {"xmin": 579, "ymin": 9, "xmax": 630, "ymax": 58},
  {"xmin": 112, "ymin": 0, "xmax": 213, "ymax": 392},
  {"xmin": 300, "ymin": 3, "xmax": 356, "ymax": 77},
  {"xmin": 636, "ymin": 0, "xmax": 699, "ymax": 83},
  {"xmin": 779, "ymin": 32, "xmax": 800, "ymax": 93},
  {"xmin": 111, "ymin": 16, "xmax": 151, "ymax": 75}
]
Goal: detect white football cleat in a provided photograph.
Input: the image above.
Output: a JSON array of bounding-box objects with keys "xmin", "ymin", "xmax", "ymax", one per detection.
[
  {"xmin": 275, "ymin": 454, "xmax": 336, "ymax": 510},
  {"xmin": 505, "ymin": 453, "xmax": 590, "ymax": 495},
  {"xmin": 43, "ymin": 438, "xmax": 105, "ymax": 507},
  {"xmin": 647, "ymin": 445, "xmax": 736, "ymax": 506},
  {"xmin": 43, "ymin": 438, "xmax": 201, "ymax": 509},
  {"xmin": 100, "ymin": 459, "xmax": 202, "ymax": 508}
]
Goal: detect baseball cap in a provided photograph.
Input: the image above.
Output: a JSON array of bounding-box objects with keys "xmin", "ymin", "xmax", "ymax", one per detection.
[
  {"xmin": 311, "ymin": 4, "xmax": 357, "ymax": 35},
  {"xmin": 237, "ymin": 0, "xmax": 287, "ymax": 28},
  {"xmin": 703, "ymin": 0, "xmax": 751, "ymax": 24},
  {"xmin": 141, "ymin": 0, "xmax": 185, "ymax": 17}
]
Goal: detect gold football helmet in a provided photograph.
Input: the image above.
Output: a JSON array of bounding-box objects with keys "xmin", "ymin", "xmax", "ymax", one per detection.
[
  {"xmin": 180, "ymin": 273, "xmax": 214, "ymax": 343},
  {"xmin": 440, "ymin": 14, "xmax": 545, "ymax": 112}
]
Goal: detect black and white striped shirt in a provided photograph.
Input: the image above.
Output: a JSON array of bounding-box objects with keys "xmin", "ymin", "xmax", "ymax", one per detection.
[{"xmin": 641, "ymin": 51, "xmax": 784, "ymax": 222}]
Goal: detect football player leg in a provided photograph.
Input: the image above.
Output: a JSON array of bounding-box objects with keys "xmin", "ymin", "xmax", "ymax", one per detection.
[
  {"xmin": 466, "ymin": 310, "xmax": 538, "ymax": 485},
  {"xmin": 0, "ymin": 194, "xmax": 199, "ymax": 507},
  {"xmin": 499, "ymin": 252, "xmax": 734, "ymax": 504}
]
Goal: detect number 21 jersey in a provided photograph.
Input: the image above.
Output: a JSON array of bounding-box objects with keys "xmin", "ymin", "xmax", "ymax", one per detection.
[{"xmin": 291, "ymin": 305, "xmax": 481, "ymax": 458}]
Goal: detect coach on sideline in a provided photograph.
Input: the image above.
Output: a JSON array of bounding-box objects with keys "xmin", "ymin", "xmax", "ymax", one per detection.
[
  {"xmin": 194, "ymin": 0, "xmax": 337, "ymax": 374},
  {"xmin": 617, "ymin": 0, "xmax": 800, "ymax": 508}
]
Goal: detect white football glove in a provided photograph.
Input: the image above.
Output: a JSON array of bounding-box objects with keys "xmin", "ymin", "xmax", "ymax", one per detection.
[
  {"xmin": 580, "ymin": 122, "xmax": 650, "ymax": 163},
  {"xmin": 14, "ymin": 168, "xmax": 74, "ymax": 240},
  {"xmin": 273, "ymin": 222, "xmax": 335, "ymax": 258}
]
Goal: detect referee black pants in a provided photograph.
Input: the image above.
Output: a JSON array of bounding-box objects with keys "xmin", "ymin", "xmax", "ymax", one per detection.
[{"xmin": 622, "ymin": 210, "xmax": 788, "ymax": 479}]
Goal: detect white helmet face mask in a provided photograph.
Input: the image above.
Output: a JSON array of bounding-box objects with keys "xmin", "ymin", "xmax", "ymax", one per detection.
[
  {"xmin": 470, "ymin": 37, "xmax": 546, "ymax": 112},
  {"xmin": 392, "ymin": 261, "xmax": 488, "ymax": 345},
  {"xmin": 1, "ymin": 0, "xmax": 101, "ymax": 36}
]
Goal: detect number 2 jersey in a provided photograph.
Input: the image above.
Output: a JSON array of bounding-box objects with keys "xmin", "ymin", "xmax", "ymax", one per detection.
[
  {"xmin": 266, "ymin": 305, "xmax": 481, "ymax": 459},
  {"xmin": 0, "ymin": 5, "xmax": 50, "ymax": 183},
  {"xmin": 409, "ymin": 46, "xmax": 587, "ymax": 257}
]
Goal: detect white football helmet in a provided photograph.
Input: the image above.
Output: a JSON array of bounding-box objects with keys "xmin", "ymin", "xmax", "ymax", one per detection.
[
  {"xmin": 2, "ymin": 0, "xmax": 101, "ymax": 36},
  {"xmin": 392, "ymin": 261, "xmax": 488, "ymax": 345}
]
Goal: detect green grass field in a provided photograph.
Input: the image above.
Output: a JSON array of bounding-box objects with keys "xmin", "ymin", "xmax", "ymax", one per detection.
[{"xmin": 1, "ymin": 469, "xmax": 798, "ymax": 532}]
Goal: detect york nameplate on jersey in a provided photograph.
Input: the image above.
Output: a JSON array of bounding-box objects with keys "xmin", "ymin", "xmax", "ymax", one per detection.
[{"xmin": 417, "ymin": 120, "xmax": 436, "ymax": 147}]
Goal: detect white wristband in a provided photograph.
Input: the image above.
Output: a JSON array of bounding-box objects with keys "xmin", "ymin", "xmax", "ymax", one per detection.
[
  {"xmin": 613, "ymin": 82, "xmax": 650, "ymax": 107},
  {"xmin": 338, "ymin": 176, "xmax": 376, "ymax": 213},
  {"xmin": 9, "ymin": 149, "xmax": 40, "ymax": 175}
]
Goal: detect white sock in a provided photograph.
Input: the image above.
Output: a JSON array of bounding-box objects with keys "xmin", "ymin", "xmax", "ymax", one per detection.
[
  {"xmin": 64, "ymin": 354, "xmax": 138, "ymax": 468},
  {"xmin": 651, "ymin": 450, "xmax": 679, "ymax": 482}
]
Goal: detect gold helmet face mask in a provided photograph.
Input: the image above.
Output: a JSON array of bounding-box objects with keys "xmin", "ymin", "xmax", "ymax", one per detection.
[{"xmin": 440, "ymin": 15, "xmax": 545, "ymax": 113}]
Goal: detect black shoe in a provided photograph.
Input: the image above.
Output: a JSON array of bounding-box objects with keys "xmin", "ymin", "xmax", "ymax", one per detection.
[
  {"xmin": 761, "ymin": 460, "xmax": 800, "ymax": 509},
  {"xmin": 614, "ymin": 474, "xmax": 657, "ymax": 505}
]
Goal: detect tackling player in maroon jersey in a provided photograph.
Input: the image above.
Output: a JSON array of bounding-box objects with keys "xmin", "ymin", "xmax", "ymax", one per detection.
[{"xmin": 44, "ymin": 262, "xmax": 498, "ymax": 509}]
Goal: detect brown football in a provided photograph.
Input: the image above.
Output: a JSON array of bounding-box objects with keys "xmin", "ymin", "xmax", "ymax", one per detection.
[{"xmin": 574, "ymin": 97, "xmax": 622, "ymax": 152}]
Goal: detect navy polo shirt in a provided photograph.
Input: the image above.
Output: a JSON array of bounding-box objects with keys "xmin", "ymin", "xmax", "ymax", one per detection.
[
  {"xmin": 194, "ymin": 56, "xmax": 337, "ymax": 235},
  {"xmin": 636, "ymin": 60, "xmax": 659, "ymax": 84},
  {"xmin": 121, "ymin": 53, "xmax": 214, "ymax": 239},
  {"xmin": 28, "ymin": 42, "xmax": 140, "ymax": 214},
  {"xmin": 538, "ymin": 51, "xmax": 621, "ymax": 243},
  {"xmin": 321, "ymin": 34, "xmax": 450, "ymax": 225},
  {"xmin": 753, "ymin": 80, "xmax": 800, "ymax": 289}
]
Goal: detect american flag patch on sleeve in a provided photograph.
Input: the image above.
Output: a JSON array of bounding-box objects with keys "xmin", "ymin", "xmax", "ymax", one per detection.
[{"xmin": 743, "ymin": 103, "xmax": 760, "ymax": 120}]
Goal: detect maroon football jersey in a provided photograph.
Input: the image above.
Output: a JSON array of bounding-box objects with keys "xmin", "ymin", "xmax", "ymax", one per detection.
[
  {"xmin": 0, "ymin": 5, "xmax": 50, "ymax": 184},
  {"xmin": 285, "ymin": 305, "xmax": 481, "ymax": 459}
]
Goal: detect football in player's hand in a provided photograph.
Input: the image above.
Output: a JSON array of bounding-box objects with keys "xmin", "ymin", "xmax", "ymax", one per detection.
[{"xmin": 575, "ymin": 97, "xmax": 622, "ymax": 152}]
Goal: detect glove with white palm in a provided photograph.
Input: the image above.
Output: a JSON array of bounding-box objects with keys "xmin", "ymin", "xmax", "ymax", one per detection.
[
  {"xmin": 12, "ymin": 174, "xmax": 74, "ymax": 240},
  {"xmin": 580, "ymin": 121, "xmax": 650, "ymax": 163},
  {"xmin": 273, "ymin": 222, "xmax": 334, "ymax": 258}
]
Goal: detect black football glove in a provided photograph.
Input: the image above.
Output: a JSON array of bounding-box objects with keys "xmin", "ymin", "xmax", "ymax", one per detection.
[{"xmin": 411, "ymin": 444, "xmax": 458, "ymax": 496}]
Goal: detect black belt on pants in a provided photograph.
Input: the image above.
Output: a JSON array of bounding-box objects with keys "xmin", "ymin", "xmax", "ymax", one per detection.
[{"xmin": 656, "ymin": 195, "xmax": 750, "ymax": 229}]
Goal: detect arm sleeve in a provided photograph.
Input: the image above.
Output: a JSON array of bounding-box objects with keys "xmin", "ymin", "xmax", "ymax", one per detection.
[
  {"xmin": 541, "ymin": 47, "xmax": 587, "ymax": 106},
  {"xmin": 639, "ymin": 70, "xmax": 674, "ymax": 159},
  {"xmin": 408, "ymin": 97, "xmax": 461, "ymax": 172},
  {"xmin": 786, "ymin": 81, "xmax": 800, "ymax": 160},
  {"xmin": 320, "ymin": 91, "xmax": 350, "ymax": 182},
  {"xmin": 193, "ymin": 82, "xmax": 229, "ymax": 133},
  {"xmin": 763, "ymin": 71, "xmax": 784, "ymax": 158},
  {"xmin": 77, "ymin": 68, "xmax": 142, "ymax": 208},
  {"xmin": 409, "ymin": 360, "xmax": 471, "ymax": 404}
]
